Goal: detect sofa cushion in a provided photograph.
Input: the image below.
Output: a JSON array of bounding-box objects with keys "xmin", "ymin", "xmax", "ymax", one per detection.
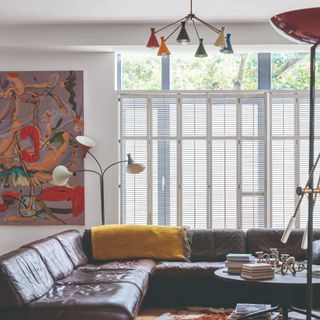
[
  {"xmin": 246, "ymin": 228, "xmax": 320, "ymax": 260},
  {"xmin": 80, "ymin": 259, "xmax": 156, "ymax": 274},
  {"xmin": 0, "ymin": 248, "xmax": 54, "ymax": 307},
  {"xmin": 29, "ymin": 283, "xmax": 142, "ymax": 320},
  {"xmin": 54, "ymin": 230, "xmax": 88, "ymax": 267},
  {"xmin": 23, "ymin": 237, "xmax": 74, "ymax": 281},
  {"xmin": 91, "ymin": 225, "xmax": 191, "ymax": 261},
  {"xmin": 56, "ymin": 259, "xmax": 155, "ymax": 299},
  {"xmin": 151, "ymin": 261, "xmax": 225, "ymax": 280},
  {"xmin": 191, "ymin": 229, "xmax": 246, "ymax": 262}
]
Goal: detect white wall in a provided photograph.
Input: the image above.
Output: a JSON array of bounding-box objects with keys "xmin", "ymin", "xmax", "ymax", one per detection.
[
  {"xmin": 0, "ymin": 51, "xmax": 118, "ymax": 255},
  {"xmin": 0, "ymin": 22, "xmax": 298, "ymax": 50}
]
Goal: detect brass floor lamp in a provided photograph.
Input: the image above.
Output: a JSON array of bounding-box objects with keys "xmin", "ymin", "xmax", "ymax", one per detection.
[
  {"xmin": 52, "ymin": 135, "xmax": 145, "ymax": 225},
  {"xmin": 271, "ymin": 7, "xmax": 320, "ymax": 320}
]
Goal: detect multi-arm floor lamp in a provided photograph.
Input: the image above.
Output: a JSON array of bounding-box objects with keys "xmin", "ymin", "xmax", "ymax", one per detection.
[
  {"xmin": 52, "ymin": 135, "xmax": 145, "ymax": 225},
  {"xmin": 271, "ymin": 7, "xmax": 320, "ymax": 320}
]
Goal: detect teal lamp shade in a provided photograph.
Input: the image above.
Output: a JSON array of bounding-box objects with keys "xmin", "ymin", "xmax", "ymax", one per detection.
[
  {"xmin": 126, "ymin": 154, "xmax": 145, "ymax": 174},
  {"xmin": 177, "ymin": 22, "xmax": 190, "ymax": 45},
  {"xmin": 220, "ymin": 33, "xmax": 233, "ymax": 54},
  {"xmin": 195, "ymin": 39, "xmax": 208, "ymax": 58},
  {"xmin": 52, "ymin": 165, "xmax": 73, "ymax": 186}
]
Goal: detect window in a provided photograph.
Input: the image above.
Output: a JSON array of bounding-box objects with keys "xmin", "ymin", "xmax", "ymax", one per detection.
[
  {"xmin": 171, "ymin": 53, "xmax": 258, "ymax": 90},
  {"xmin": 271, "ymin": 52, "xmax": 320, "ymax": 90},
  {"xmin": 120, "ymin": 93, "xmax": 267, "ymax": 229},
  {"xmin": 118, "ymin": 52, "xmax": 258, "ymax": 90},
  {"xmin": 120, "ymin": 91, "xmax": 320, "ymax": 229},
  {"xmin": 120, "ymin": 53, "xmax": 161, "ymax": 90}
]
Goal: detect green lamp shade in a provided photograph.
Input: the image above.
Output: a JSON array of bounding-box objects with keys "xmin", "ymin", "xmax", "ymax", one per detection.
[
  {"xmin": 195, "ymin": 39, "xmax": 208, "ymax": 58},
  {"xmin": 126, "ymin": 154, "xmax": 145, "ymax": 174},
  {"xmin": 52, "ymin": 165, "xmax": 73, "ymax": 186},
  {"xmin": 177, "ymin": 22, "xmax": 190, "ymax": 45}
]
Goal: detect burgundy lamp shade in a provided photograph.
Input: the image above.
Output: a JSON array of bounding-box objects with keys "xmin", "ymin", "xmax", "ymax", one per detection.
[
  {"xmin": 146, "ymin": 28, "xmax": 160, "ymax": 48},
  {"xmin": 270, "ymin": 7, "xmax": 320, "ymax": 44}
]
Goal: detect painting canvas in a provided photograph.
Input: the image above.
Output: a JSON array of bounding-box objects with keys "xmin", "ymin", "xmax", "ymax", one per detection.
[{"xmin": 0, "ymin": 71, "xmax": 84, "ymax": 225}]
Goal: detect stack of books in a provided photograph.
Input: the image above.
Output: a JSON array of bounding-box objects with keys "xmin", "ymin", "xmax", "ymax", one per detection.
[
  {"xmin": 228, "ymin": 303, "xmax": 279, "ymax": 319},
  {"xmin": 225, "ymin": 253, "xmax": 256, "ymax": 274},
  {"xmin": 241, "ymin": 263, "xmax": 274, "ymax": 280}
]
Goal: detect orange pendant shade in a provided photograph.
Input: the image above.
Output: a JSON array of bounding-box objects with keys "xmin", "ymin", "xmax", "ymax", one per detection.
[
  {"xmin": 146, "ymin": 28, "xmax": 160, "ymax": 48},
  {"xmin": 157, "ymin": 36, "xmax": 171, "ymax": 57}
]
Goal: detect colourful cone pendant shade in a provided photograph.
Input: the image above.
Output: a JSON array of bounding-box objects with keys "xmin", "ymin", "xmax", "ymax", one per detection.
[
  {"xmin": 195, "ymin": 38, "xmax": 208, "ymax": 58},
  {"xmin": 214, "ymin": 26, "xmax": 227, "ymax": 48},
  {"xmin": 146, "ymin": 28, "xmax": 160, "ymax": 48},
  {"xmin": 220, "ymin": 33, "xmax": 233, "ymax": 54},
  {"xmin": 177, "ymin": 22, "xmax": 190, "ymax": 45},
  {"xmin": 157, "ymin": 36, "xmax": 171, "ymax": 56}
]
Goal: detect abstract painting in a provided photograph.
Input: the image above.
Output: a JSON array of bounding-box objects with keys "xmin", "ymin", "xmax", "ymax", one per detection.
[{"xmin": 0, "ymin": 71, "xmax": 84, "ymax": 225}]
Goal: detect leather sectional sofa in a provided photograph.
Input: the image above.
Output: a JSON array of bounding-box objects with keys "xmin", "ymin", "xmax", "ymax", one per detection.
[{"xmin": 1, "ymin": 228, "xmax": 320, "ymax": 320}]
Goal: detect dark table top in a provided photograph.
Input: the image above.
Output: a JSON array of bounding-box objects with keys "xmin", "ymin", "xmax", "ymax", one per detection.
[{"xmin": 215, "ymin": 267, "xmax": 320, "ymax": 287}]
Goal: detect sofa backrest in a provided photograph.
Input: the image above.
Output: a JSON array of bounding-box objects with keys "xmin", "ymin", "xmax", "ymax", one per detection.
[
  {"xmin": 54, "ymin": 230, "xmax": 88, "ymax": 267},
  {"xmin": 191, "ymin": 229, "xmax": 246, "ymax": 261},
  {"xmin": 246, "ymin": 228, "xmax": 320, "ymax": 260},
  {"xmin": 23, "ymin": 237, "xmax": 74, "ymax": 281},
  {"xmin": 0, "ymin": 248, "xmax": 54, "ymax": 308}
]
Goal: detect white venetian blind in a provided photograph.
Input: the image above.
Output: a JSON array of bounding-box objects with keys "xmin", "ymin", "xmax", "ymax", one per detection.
[
  {"xmin": 211, "ymin": 96, "xmax": 237, "ymax": 228},
  {"xmin": 181, "ymin": 97, "xmax": 207, "ymax": 228},
  {"xmin": 271, "ymin": 95, "xmax": 296, "ymax": 228},
  {"xmin": 298, "ymin": 94, "xmax": 320, "ymax": 228},
  {"xmin": 241, "ymin": 96, "xmax": 266, "ymax": 229},
  {"xmin": 120, "ymin": 97, "xmax": 148, "ymax": 224},
  {"xmin": 152, "ymin": 97, "xmax": 177, "ymax": 226}
]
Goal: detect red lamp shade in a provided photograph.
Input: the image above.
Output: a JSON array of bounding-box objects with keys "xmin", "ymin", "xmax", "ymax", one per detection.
[
  {"xmin": 146, "ymin": 28, "xmax": 160, "ymax": 48},
  {"xmin": 157, "ymin": 36, "xmax": 170, "ymax": 57},
  {"xmin": 270, "ymin": 7, "xmax": 320, "ymax": 44}
]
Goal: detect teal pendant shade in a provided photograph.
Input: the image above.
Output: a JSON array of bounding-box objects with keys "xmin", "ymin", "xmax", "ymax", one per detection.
[
  {"xmin": 177, "ymin": 21, "xmax": 190, "ymax": 44},
  {"xmin": 194, "ymin": 39, "xmax": 208, "ymax": 57},
  {"xmin": 220, "ymin": 33, "xmax": 233, "ymax": 54},
  {"xmin": 127, "ymin": 153, "xmax": 134, "ymax": 165}
]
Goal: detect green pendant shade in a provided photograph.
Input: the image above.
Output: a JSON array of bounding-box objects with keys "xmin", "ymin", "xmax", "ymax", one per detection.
[
  {"xmin": 195, "ymin": 39, "xmax": 208, "ymax": 58},
  {"xmin": 177, "ymin": 22, "xmax": 190, "ymax": 44}
]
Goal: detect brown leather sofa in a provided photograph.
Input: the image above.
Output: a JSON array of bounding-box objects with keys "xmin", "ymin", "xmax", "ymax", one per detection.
[{"xmin": 0, "ymin": 228, "xmax": 320, "ymax": 320}]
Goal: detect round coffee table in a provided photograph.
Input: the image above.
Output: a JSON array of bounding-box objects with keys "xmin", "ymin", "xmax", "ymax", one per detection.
[{"xmin": 215, "ymin": 267, "xmax": 320, "ymax": 320}]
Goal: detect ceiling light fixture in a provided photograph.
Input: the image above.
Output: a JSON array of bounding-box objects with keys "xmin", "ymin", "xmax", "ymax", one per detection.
[{"xmin": 146, "ymin": 0, "xmax": 233, "ymax": 57}]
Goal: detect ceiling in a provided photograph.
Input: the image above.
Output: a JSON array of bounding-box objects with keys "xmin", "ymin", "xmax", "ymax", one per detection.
[{"xmin": 1, "ymin": 0, "xmax": 319, "ymax": 25}]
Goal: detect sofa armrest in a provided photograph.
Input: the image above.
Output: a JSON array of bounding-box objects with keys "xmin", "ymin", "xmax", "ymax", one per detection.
[{"xmin": 313, "ymin": 240, "xmax": 320, "ymax": 265}]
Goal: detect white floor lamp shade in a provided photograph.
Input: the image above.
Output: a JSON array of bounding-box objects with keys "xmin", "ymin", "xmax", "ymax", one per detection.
[{"xmin": 52, "ymin": 165, "xmax": 73, "ymax": 186}]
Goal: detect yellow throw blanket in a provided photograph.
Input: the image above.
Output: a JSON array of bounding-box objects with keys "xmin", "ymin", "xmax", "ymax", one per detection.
[{"xmin": 91, "ymin": 224, "xmax": 192, "ymax": 261}]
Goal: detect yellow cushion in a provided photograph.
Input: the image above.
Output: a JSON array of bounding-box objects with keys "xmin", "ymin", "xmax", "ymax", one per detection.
[{"xmin": 91, "ymin": 224, "xmax": 191, "ymax": 261}]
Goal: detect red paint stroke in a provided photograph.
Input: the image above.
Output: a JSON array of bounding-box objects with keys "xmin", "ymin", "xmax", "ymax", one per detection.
[
  {"xmin": 36, "ymin": 186, "xmax": 84, "ymax": 217},
  {"xmin": 20, "ymin": 125, "xmax": 40, "ymax": 163}
]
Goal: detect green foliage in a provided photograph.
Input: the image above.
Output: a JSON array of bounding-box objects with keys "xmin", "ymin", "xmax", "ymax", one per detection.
[
  {"xmin": 272, "ymin": 52, "xmax": 320, "ymax": 90},
  {"xmin": 120, "ymin": 52, "xmax": 320, "ymax": 91},
  {"xmin": 171, "ymin": 53, "xmax": 257, "ymax": 90},
  {"xmin": 121, "ymin": 54, "xmax": 161, "ymax": 90}
]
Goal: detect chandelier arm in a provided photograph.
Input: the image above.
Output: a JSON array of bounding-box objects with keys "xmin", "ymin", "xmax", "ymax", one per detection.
[
  {"xmin": 193, "ymin": 16, "xmax": 221, "ymax": 34},
  {"xmin": 156, "ymin": 16, "xmax": 188, "ymax": 34},
  {"xmin": 165, "ymin": 23, "xmax": 184, "ymax": 41},
  {"xmin": 192, "ymin": 20, "xmax": 200, "ymax": 40}
]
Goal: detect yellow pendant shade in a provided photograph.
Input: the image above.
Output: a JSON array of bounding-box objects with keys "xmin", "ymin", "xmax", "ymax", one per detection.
[
  {"xmin": 157, "ymin": 36, "xmax": 171, "ymax": 57},
  {"xmin": 214, "ymin": 27, "xmax": 227, "ymax": 48}
]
